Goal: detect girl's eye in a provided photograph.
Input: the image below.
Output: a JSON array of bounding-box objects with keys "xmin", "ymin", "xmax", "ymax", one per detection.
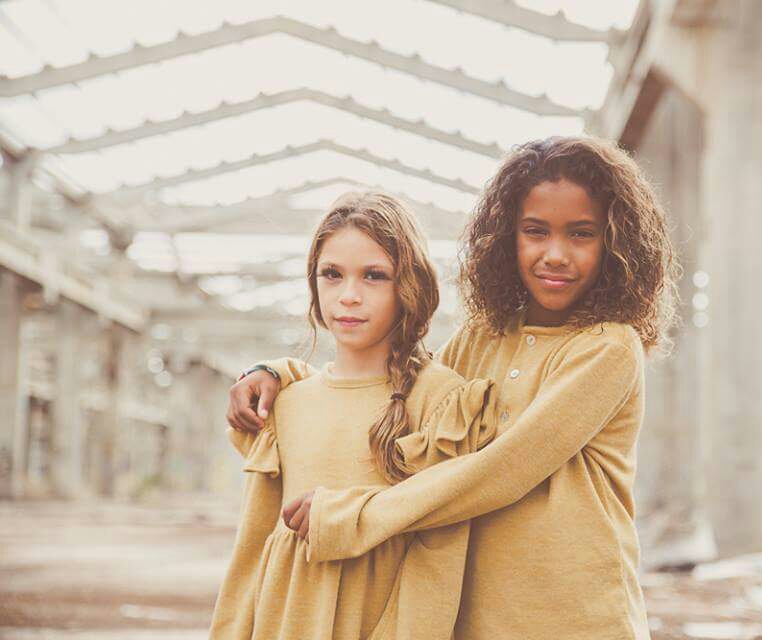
[
  {"xmin": 524, "ymin": 227, "xmax": 546, "ymax": 236},
  {"xmin": 319, "ymin": 268, "xmax": 341, "ymax": 280},
  {"xmin": 366, "ymin": 270, "xmax": 390, "ymax": 281},
  {"xmin": 571, "ymin": 230, "xmax": 595, "ymax": 239}
]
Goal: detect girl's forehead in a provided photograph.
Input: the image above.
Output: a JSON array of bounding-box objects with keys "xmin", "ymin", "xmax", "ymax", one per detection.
[
  {"xmin": 319, "ymin": 228, "xmax": 393, "ymax": 266},
  {"xmin": 521, "ymin": 179, "xmax": 603, "ymax": 221}
]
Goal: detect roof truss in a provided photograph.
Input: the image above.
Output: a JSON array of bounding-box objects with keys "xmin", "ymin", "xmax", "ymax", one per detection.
[
  {"xmin": 105, "ymin": 139, "xmax": 481, "ymax": 199},
  {"xmin": 425, "ymin": 0, "xmax": 617, "ymax": 42},
  {"xmin": 46, "ymin": 88, "xmax": 505, "ymax": 159},
  {"xmin": 0, "ymin": 16, "xmax": 581, "ymax": 116}
]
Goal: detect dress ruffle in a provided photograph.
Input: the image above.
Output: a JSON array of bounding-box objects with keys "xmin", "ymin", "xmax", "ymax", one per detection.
[
  {"xmin": 226, "ymin": 425, "xmax": 281, "ymax": 478},
  {"xmin": 395, "ymin": 378, "xmax": 497, "ymax": 474}
]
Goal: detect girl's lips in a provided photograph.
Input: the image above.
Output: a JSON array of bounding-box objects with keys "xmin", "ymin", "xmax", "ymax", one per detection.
[
  {"xmin": 335, "ymin": 318, "xmax": 367, "ymax": 327},
  {"xmin": 536, "ymin": 275, "xmax": 575, "ymax": 290}
]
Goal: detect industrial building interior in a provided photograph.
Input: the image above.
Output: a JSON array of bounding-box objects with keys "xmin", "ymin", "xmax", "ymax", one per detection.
[{"xmin": 1, "ymin": 0, "xmax": 760, "ymax": 637}]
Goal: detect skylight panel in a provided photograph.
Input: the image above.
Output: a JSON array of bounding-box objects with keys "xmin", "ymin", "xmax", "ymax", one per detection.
[{"xmin": 155, "ymin": 150, "xmax": 479, "ymax": 212}]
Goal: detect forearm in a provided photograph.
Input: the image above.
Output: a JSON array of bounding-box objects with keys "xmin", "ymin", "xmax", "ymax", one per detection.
[{"xmin": 254, "ymin": 357, "xmax": 316, "ymax": 388}]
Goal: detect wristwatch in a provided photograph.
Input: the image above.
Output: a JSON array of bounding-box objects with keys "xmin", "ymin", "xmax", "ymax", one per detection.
[{"xmin": 237, "ymin": 364, "xmax": 281, "ymax": 383}]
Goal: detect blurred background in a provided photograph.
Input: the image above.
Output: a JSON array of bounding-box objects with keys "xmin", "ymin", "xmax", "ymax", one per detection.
[{"xmin": 0, "ymin": 0, "xmax": 761, "ymax": 638}]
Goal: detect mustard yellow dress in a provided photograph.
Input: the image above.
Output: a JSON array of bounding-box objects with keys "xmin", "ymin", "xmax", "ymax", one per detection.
[
  {"xmin": 260, "ymin": 318, "xmax": 652, "ymax": 640},
  {"xmin": 209, "ymin": 361, "xmax": 496, "ymax": 640}
]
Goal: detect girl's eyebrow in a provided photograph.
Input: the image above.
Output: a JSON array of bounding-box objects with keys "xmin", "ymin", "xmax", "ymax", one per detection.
[
  {"xmin": 318, "ymin": 261, "xmax": 392, "ymax": 271},
  {"xmin": 567, "ymin": 219, "xmax": 600, "ymax": 227},
  {"xmin": 521, "ymin": 216, "xmax": 599, "ymax": 227},
  {"xmin": 520, "ymin": 216, "xmax": 548, "ymax": 225}
]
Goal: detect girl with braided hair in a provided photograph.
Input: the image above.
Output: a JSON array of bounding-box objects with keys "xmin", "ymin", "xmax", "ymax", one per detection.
[{"xmin": 210, "ymin": 191, "xmax": 497, "ymax": 639}]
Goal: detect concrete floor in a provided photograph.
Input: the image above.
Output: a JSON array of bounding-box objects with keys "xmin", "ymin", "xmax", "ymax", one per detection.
[{"xmin": 1, "ymin": 500, "xmax": 761, "ymax": 639}]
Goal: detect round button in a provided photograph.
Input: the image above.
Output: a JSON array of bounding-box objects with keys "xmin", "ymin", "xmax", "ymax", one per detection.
[
  {"xmin": 500, "ymin": 410, "xmax": 509, "ymax": 422},
  {"xmin": 526, "ymin": 335, "xmax": 536, "ymax": 346},
  {"xmin": 510, "ymin": 369, "xmax": 520, "ymax": 379}
]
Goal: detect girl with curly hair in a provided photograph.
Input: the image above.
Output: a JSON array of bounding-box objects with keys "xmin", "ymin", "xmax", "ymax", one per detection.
[
  {"xmin": 211, "ymin": 191, "xmax": 497, "ymax": 640},
  {"xmin": 229, "ymin": 136, "xmax": 680, "ymax": 639}
]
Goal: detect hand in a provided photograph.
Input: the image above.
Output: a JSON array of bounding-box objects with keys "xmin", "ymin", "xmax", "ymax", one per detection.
[
  {"xmin": 226, "ymin": 369, "xmax": 281, "ymax": 433},
  {"xmin": 282, "ymin": 490, "xmax": 315, "ymax": 540}
]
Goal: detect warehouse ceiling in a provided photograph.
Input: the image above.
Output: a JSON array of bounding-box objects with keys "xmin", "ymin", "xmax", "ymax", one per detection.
[{"xmin": 0, "ymin": 0, "xmax": 639, "ymax": 320}]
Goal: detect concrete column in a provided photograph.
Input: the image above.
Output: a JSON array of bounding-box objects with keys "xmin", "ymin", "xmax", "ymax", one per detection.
[
  {"xmin": 50, "ymin": 300, "xmax": 88, "ymax": 498},
  {"xmin": 632, "ymin": 83, "xmax": 717, "ymax": 568},
  {"xmin": 0, "ymin": 271, "xmax": 29, "ymax": 498},
  {"xmin": 91, "ymin": 324, "xmax": 125, "ymax": 497},
  {"xmin": 6, "ymin": 154, "xmax": 36, "ymax": 230},
  {"xmin": 699, "ymin": 0, "xmax": 762, "ymax": 555}
]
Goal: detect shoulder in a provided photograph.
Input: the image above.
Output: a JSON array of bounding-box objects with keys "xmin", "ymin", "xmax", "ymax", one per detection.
[
  {"xmin": 275, "ymin": 372, "xmax": 325, "ymax": 411},
  {"xmin": 406, "ymin": 360, "xmax": 494, "ymax": 430},
  {"xmin": 577, "ymin": 322, "xmax": 643, "ymax": 359},
  {"xmin": 447, "ymin": 318, "xmax": 506, "ymax": 353},
  {"xmin": 405, "ymin": 360, "xmax": 468, "ymax": 425},
  {"xmin": 415, "ymin": 359, "xmax": 467, "ymax": 391},
  {"xmin": 550, "ymin": 322, "xmax": 643, "ymax": 380}
]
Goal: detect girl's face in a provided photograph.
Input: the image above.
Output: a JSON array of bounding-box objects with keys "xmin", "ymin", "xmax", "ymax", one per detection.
[
  {"xmin": 516, "ymin": 178, "xmax": 605, "ymax": 326},
  {"xmin": 316, "ymin": 227, "xmax": 400, "ymax": 358}
]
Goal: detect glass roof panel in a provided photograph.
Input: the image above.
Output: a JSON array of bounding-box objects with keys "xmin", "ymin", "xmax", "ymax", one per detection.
[{"xmin": 154, "ymin": 151, "xmax": 480, "ymax": 212}]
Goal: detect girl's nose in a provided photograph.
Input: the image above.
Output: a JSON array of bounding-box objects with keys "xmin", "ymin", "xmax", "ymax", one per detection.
[
  {"xmin": 543, "ymin": 240, "xmax": 570, "ymax": 267},
  {"xmin": 339, "ymin": 283, "xmax": 361, "ymax": 306}
]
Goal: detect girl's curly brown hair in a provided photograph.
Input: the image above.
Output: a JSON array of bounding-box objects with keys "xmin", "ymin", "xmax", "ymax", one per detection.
[{"xmin": 460, "ymin": 136, "xmax": 681, "ymax": 353}]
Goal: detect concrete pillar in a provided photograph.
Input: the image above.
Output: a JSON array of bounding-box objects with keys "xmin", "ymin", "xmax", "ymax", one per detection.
[
  {"xmin": 50, "ymin": 300, "xmax": 88, "ymax": 498},
  {"xmin": 0, "ymin": 271, "xmax": 29, "ymax": 498},
  {"xmin": 632, "ymin": 83, "xmax": 717, "ymax": 568},
  {"xmin": 698, "ymin": 0, "xmax": 762, "ymax": 555},
  {"xmin": 6, "ymin": 154, "xmax": 36, "ymax": 230},
  {"xmin": 91, "ymin": 324, "xmax": 125, "ymax": 497}
]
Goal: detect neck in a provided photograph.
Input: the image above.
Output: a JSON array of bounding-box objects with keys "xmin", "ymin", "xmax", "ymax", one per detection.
[
  {"xmin": 332, "ymin": 340, "xmax": 391, "ymax": 379},
  {"xmin": 525, "ymin": 299, "xmax": 571, "ymax": 327}
]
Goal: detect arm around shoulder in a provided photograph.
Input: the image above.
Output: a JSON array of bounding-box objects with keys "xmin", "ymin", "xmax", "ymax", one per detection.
[{"xmin": 308, "ymin": 334, "xmax": 641, "ymax": 562}]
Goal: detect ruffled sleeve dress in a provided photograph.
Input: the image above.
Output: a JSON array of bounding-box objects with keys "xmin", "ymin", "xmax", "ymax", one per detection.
[{"xmin": 209, "ymin": 360, "xmax": 497, "ymax": 640}]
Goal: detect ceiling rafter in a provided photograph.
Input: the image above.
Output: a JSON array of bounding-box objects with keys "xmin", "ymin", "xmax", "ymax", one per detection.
[
  {"xmin": 140, "ymin": 176, "xmax": 468, "ymax": 236},
  {"xmin": 0, "ymin": 223, "xmax": 147, "ymax": 330},
  {"xmin": 104, "ymin": 139, "xmax": 481, "ymax": 199},
  {"xmin": 0, "ymin": 16, "xmax": 581, "ymax": 116},
  {"xmin": 45, "ymin": 88, "xmax": 505, "ymax": 159},
  {"xmin": 425, "ymin": 0, "xmax": 617, "ymax": 42}
]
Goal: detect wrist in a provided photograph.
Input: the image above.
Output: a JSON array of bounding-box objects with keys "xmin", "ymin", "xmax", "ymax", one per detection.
[{"xmin": 238, "ymin": 364, "xmax": 281, "ymax": 383}]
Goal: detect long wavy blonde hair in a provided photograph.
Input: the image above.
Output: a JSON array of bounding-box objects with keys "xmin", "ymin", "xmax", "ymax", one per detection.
[{"xmin": 306, "ymin": 191, "xmax": 439, "ymax": 482}]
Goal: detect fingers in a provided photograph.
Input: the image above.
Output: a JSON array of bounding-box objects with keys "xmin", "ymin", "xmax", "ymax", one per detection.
[
  {"xmin": 282, "ymin": 495, "xmax": 311, "ymax": 539},
  {"xmin": 227, "ymin": 382, "xmax": 265, "ymax": 432},
  {"xmin": 298, "ymin": 508, "xmax": 310, "ymax": 540},
  {"xmin": 282, "ymin": 496, "xmax": 302, "ymax": 526},
  {"xmin": 256, "ymin": 378, "xmax": 281, "ymax": 420},
  {"xmin": 287, "ymin": 504, "xmax": 306, "ymax": 533}
]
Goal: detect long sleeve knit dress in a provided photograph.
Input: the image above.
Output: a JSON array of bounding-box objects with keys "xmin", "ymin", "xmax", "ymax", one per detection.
[
  {"xmin": 209, "ymin": 360, "xmax": 497, "ymax": 640},
  {"xmin": 262, "ymin": 316, "xmax": 652, "ymax": 640}
]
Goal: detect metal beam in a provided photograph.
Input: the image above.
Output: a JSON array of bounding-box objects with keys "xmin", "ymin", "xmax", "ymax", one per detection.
[
  {"xmin": 141, "ymin": 177, "xmax": 468, "ymax": 238},
  {"xmin": 106, "ymin": 139, "xmax": 481, "ymax": 198},
  {"xmin": 425, "ymin": 0, "xmax": 616, "ymax": 42},
  {"xmin": 138, "ymin": 178, "xmax": 350, "ymax": 232},
  {"xmin": 0, "ymin": 16, "xmax": 580, "ymax": 116},
  {"xmin": 47, "ymin": 88, "xmax": 505, "ymax": 159},
  {"xmin": 591, "ymin": 0, "xmax": 673, "ymax": 141},
  {"xmin": 0, "ymin": 222, "xmax": 148, "ymax": 330}
]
